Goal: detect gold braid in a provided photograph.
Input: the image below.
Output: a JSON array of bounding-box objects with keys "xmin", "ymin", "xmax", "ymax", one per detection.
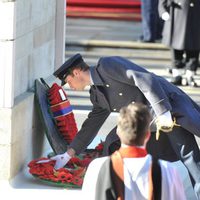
[{"xmin": 156, "ymin": 117, "xmax": 181, "ymax": 140}]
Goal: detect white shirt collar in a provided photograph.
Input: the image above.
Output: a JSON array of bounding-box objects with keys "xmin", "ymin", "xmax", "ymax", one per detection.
[{"xmin": 121, "ymin": 143, "xmax": 145, "ymax": 149}]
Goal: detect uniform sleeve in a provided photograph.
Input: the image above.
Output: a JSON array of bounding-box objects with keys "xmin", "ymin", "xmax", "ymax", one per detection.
[
  {"xmin": 69, "ymin": 104, "xmax": 110, "ymax": 154},
  {"xmin": 99, "ymin": 57, "xmax": 172, "ymax": 116},
  {"xmin": 126, "ymin": 69, "xmax": 171, "ymax": 115}
]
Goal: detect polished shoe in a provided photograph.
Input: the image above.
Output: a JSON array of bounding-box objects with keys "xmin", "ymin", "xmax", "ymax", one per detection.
[
  {"xmin": 137, "ymin": 36, "xmax": 155, "ymax": 43},
  {"xmin": 170, "ymin": 76, "xmax": 182, "ymax": 85},
  {"xmin": 186, "ymin": 76, "xmax": 198, "ymax": 87},
  {"xmin": 138, "ymin": 39, "xmax": 155, "ymax": 43}
]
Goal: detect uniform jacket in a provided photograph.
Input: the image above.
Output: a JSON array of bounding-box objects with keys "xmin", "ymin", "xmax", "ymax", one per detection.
[
  {"xmin": 158, "ymin": 0, "xmax": 200, "ymax": 50},
  {"xmin": 82, "ymin": 155, "xmax": 186, "ymax": 200},
  {"xmin": 69, "ymin": 56, "xmax": 200, "ymax": 154}
]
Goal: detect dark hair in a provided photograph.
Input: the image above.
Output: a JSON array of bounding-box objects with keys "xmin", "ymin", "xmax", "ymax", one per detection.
[
  {"xmin": 117, "ymin": 103, "xmax": 151, "ymax": 146},
  {"xmin": 67, "ymin": 60, "xmax": 89, "ymax": 77}
]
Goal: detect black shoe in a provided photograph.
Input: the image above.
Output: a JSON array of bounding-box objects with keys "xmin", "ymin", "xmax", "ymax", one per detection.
[
  {"xmin": 186, "ymin": 77, "xmax": 198, "ymax": 87},
  {"xmin": 137, "ymin": 36, "xmax": 155, "ymax": 43},
  {"xmin": 137, "ymin": 39, "xmax": 155, "ymax": 43},
  {"xmin": 170, "ymin": 76, "xmax": 182, "ymax": 85}
]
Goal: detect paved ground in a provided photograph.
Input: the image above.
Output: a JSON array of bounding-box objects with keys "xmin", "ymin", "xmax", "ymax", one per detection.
[{"xmin": 4, "ymin": 17, "xmax": 200, "ymax": 200}]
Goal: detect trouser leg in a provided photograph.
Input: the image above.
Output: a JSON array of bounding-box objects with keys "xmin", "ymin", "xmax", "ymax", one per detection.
[
  {"xmin": 185, "ymin": 50, "xmax": 199, "ymax": 72},
  {"xmin": 184, "ymin": 50, "xmax": 199, "ymax": 87},
  {"xmin": 141, "ymin": 0, "xmax": 159, "ymax": 42},
  {"xmin": 170, "ymin": 49, "xmax": 185, "ymax": 85},
  {"xmin": 171, "ymin": 49, "xmax": 185, "ymax": 70},
  {"xmin": 155, "ymin": 8, "xmax": 164, "ymax": 40},
  {"xmin": 103, "ymin": 127, "xmax": 120, "ymax": 156},
  {"xmin": 167, "ymin": 126, "xmax": 200, "ymax": 199},
  {"xmin": 146, "ymin": 131, "xmax": 178, "ymax": 161}
]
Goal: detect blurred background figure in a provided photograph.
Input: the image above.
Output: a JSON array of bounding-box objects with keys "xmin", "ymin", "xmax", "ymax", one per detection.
[
  {"xmin": 139, "ymin": 0, "xmax": 164, "ymax": 43},
  {"xmin": 159, "ymin": 0, "xmax": 200, "ymax": 87}
]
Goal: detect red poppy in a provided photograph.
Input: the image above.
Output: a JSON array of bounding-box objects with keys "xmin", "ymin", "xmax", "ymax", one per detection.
[
  {"xmin": 95, "ymin": 141, "xmax": 104, "ymax": 151},
  {"xmin": 71, "ymin": 176, "xmax": 83, "ymax": 186},
  {"xmin": 28, "ymin": 138, "xmax": 105, "ymax": 187},
  {"xmin": 56, "ymin": 171, "xmax": 73, "ymax": 183},
  {"xmin": 28, "ymin": 156, "xmax": 85, "ymax": 187},
  {"xmin": 73, "ymin": 166, "xmax": 85, "ymax": 174},
  {"xmin": 80, "ymin": 158, "xmax": 92, "ymax": 167}
]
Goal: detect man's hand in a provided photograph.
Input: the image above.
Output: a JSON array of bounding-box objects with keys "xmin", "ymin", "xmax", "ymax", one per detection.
[
  {"xmin": 50, "ymin": 152, "xmax": 71, "ymax": 170},
  {"xmin": 161, "ymin": 12, "xmax": 170, "ymax": 21},
  {"xmin": 156, "ymin": 111, "xmax": 174, "ymax": 140},
  {"xmin": 156, "ymin": 111, "xmax": 173, "ymax": 132}
]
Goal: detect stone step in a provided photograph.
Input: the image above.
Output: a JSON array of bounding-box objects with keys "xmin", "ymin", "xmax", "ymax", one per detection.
[{"xmin": 65, "ymin": 18, "xmax": 200, "ymax": 108}]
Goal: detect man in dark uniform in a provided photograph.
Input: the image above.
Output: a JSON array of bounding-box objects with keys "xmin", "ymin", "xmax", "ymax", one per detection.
[{"xmin": 52, "ymin": 53, "xmax": 200, "ymax": 198}]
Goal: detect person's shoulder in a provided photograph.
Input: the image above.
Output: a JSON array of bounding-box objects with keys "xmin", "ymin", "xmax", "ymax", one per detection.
[
  {"xmin": 98, "ymin": 56, "xmax": 127, "ymax": 63},
  {"xmin": 84, "ymin": 156, "xmax": 110, "ymax": 179},
  {"xmin": 98, "ymin": 56, "xmax": 119, "ymax": 65},
  {"xmin": 97, "ymin": 56, "xmax": 130, "ymax": 74},
  {"xmin": 87, "ymin": 156, "xmax": 110, "ymax": 168}
]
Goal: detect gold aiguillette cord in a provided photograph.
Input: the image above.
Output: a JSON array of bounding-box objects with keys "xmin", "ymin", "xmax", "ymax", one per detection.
[{"xmin": 156, "ymin": 117, "xmax": 180, "ymax": 140}]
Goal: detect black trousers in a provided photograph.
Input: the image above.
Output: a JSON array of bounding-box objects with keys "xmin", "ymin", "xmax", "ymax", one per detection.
[
  {"xmin": 103, "ymin": 126, "xmax": 200, "ymax": 199},
  {"xmin": 171, "ymin": 49, "xmax": 200, "ymax": 71}
]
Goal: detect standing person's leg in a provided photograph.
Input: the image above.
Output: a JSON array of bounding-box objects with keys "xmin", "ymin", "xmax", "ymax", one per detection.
[
  {"xmin": 170, "ymin": 49, "xmax": 185, "ymax": 85},
  {"xmin": 146, "ymin": 131, "xmax": 178, "ymax": 161},
  {"xmin": 184, "ymin": 50, "xmax": 200, "ymax": 87},
  {"xmin": 154, "ymin": 0, "xmax": 163, "ymax": 41},
  {"xmin": 140, "ymin": 0, "xmax": 157, "ymax": 42},
  {"xmin": 155, "ymin": 16, "xmax": 164, "ymax": 41},
  {"xmin": 167, "ymin": 126, "xmax": 200, "ymax": 199}
]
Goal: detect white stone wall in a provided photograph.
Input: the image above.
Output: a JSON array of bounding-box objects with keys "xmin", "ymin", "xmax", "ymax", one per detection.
[
  {"xmin": 15, "ymin": 0, "xmax": 56, "ymax": 98},
  {"xmin": 0, "ymin": 0, "xmax": 65, "ymax": 180}
]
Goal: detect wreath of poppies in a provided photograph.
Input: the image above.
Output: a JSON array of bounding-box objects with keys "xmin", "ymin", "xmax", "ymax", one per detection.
[
  {"xmin": 28, "ymin": 144, "xmax": 103, "ymax": 188},
  {"xmin": 28, "ymin": 82, "xmax": 104, "ymax": 188},
  {"xmin": 47, "ymin": 83, "xmax": 78, "ymax": 144}
]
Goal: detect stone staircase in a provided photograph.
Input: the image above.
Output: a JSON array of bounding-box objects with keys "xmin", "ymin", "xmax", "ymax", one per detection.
[{"xmin": 65, "ymin": 18, "xmax": 200, "ymax": 110}]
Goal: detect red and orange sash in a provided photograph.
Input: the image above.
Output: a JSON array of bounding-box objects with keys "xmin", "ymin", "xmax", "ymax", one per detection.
[{"xmin": 111, "ymin": 146, "xmax": 156, "ymax": 200}]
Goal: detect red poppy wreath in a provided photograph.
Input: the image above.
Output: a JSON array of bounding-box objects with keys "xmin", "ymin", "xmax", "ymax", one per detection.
[
  {"xmin": 28, "ymin": 145, "xmax": 103, "ymax": 188},
  {"xmin": 28, "ymin": 82, "xmax": 104, "ymax": 188}
]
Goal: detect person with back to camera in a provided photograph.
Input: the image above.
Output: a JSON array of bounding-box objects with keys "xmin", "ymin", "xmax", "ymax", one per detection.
[
  {"xmin": 158, "ymin": 0, "xmax": 200, "ymax": 87},
  {"xmin": 46, "ymin": 53, "xmax": 200, "ymax": 199},
  {"xmin": 82, "ymin": 102, "xmax": 186, "ymax": 200}
]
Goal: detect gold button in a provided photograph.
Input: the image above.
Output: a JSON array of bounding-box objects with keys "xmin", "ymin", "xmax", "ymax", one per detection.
[
  {"xmin": 106, "ymin": 84, "xmax": 110, "ymax": 87},
  {"xmin": 119, "ymin": 93, "xmax": 123, "ymax": 96}
]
